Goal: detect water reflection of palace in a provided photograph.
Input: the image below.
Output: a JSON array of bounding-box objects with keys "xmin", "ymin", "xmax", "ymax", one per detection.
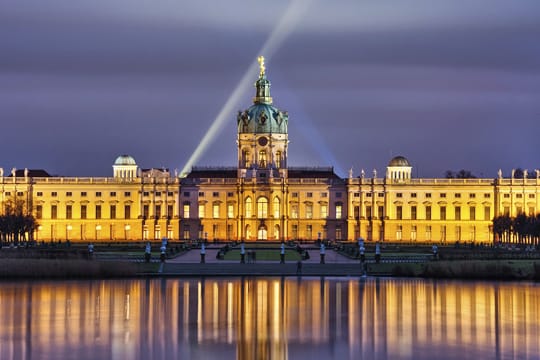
[{"xmin": 0, "ymin": 278, "xmax": 539, "ymax": 359}]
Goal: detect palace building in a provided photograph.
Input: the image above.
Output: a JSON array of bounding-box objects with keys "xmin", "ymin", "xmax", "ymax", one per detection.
[{"xmin": 1, "ymin": 58, "xmax": 539, "ymax": 243}]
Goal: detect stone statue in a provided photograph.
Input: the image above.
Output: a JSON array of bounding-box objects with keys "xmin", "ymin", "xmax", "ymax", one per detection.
[
  {"xmin": 0, "ymin": 168, "xmax": 3, "ymax": 177},
  {"xmin": 523, "ymin": 169, "xmax": 528, "ymax": 179},
  {"xmin": 361, "ymin": 169, "xmax": 365, "ymax": 179},
  {"xmin": 497, "ymin": 169, "xmax": 502, "ymax": 179},
  {"xmin": 348, "ymin": 167, "xmax": 353, "ymax": 179},
  {"xmin": 257, "ymin": 55, "xmax": 265, "ymax": 77},
  {"xmin": 11, "ymin": 167, "xmax": 16, "ymax": 177},
  {"xmin": 373, "ymin": 169, "xmax": 377, "ymax": 179},
  {"xmin": 24, "ymin": 168, "xmax": 29, "ymax": 178}
]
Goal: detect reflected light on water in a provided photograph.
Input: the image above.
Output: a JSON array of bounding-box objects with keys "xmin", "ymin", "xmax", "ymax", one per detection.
[{"xmin": 0, "ymin": 278, "xmax": 539, "ymax": 359}]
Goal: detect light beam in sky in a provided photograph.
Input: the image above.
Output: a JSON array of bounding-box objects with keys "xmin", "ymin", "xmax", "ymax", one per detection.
[{"xmin": 180, "ymin": 0, "xmax": 313, "ymax": 176}]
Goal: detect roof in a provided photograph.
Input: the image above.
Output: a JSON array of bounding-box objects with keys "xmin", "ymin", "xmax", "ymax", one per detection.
[
  {"xmin": 114, "ymin": 155, "xmax": 137, "ymax": 166},
  {"xmin": 185, "ymin": 167, "xmax": 237, "ymax": 179},
  {"xmin": 288, "ymin": 167, "xmax": 342, "ymax": 179},
  {"xmin": 8, "ymin": 169, "xmax": 51, "ymax": 177}
]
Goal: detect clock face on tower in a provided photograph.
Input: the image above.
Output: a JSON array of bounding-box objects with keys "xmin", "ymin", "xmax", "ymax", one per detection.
[{"xmin": 258, "ymin": 137, "xmax": 268, "ymax": 146}]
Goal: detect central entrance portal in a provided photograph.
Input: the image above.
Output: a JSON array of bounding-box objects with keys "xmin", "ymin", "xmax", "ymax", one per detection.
[{"xmin": 258, "ymin": 225, "xmax": 267, "ymax": 240}]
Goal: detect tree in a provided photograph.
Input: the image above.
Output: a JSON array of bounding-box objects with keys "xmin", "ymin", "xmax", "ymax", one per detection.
[
  {"xmin": 444, "ymin": 169, "xmax": 476, "ymax": 179},
  {"xmin": 0, "ymin": 197, "xmax": 38, "ymax": 243}
]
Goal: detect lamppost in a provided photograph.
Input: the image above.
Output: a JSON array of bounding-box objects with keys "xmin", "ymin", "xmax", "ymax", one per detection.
[{"xmin": 124, "ymin": 224, "xmax": 130, "ymax": 241}]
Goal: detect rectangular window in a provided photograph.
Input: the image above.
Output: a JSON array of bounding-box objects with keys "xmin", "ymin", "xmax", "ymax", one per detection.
[
  {"xmin": 143, "ymin": 205, "xmax": 149, "ymax": 219},
  {"xmin": 198, "ymin": 204, "xmax": 205, "ymax": 218},
  {"xmin": 354, "ymin": 206, "xmax": 360, "ymax": 219},
  {"xmin": 411, "ymin": 193, "xmax": 417, "ymax": 198},
  {"xmin": 529, "ymin": 207, "xmax": 535, "ymax": 216},
  {"xmin": 227, "ymin": 192, "xmax": 234, "ymax": 197},
  {"xmin": 528, "ymin": 194, "xmax": 535, "ymax": 199},
  {"xmin": 306, "ymin": 192, "xmax": 313, "ymax": 198},
  {"xmin": 378, "ymin": 193, "xmax": 384, "ymax": 198},
  {"xmin": 110, "ymin": 192, "xmax": 116, "ymax": 197},
  {"xmin": 516, "ymin": 194, "xmax": 523, "ymax": 199},
  {"xmin": 503, "ymin": 194, "xmax": 510, "ymax": 198},
  {"xmin": 81, "ymin": 205, "xmax": 87, "ymax": 219},
  {"xmin": 353, "ymin": 192, "xmax": 360, "ymax": 198},
  {"xmin": 36, "ymin": 205, "xmax": 43, "ymax": 219},
  {"xmin": 484, "ymin": 193, "xmax": 491, "ymax": 198},
  {"xmin": 66, "ymin": 192, "xmax": 72, "ymax": 197},
  {"xmin": 124, "ymin": 205, "xmax": 131, "ymax": 219},
  {"xmin": 213, "ymin": 203, "xmax": 219, "ymax": 218},
  {"xmin": 366, "ymin": 206, "xmax": 372, "ymax": 219},
  {"xmin": 95, "ymin": 205, "xmax": 102, "ymax": 219},
  {"xmin": 455, "ymin": 193, "xmax": 461, "ymax": 198},
  {"xmin": 155, "ymin": 205, "xmax": 161, "ymax": 218},
  {"xmin": 66, "ymin": 205, "xmax": 72, "ymax": 219},
  {"xmin": 183, "ymin": 203, "xmax": 190, "ymax": 218},
  {"xmin": 396, "ymin": 206, "xmax": 403, "ymax": 220},
  {"xmin": 426, "ymin": 206, "xmax": 432, "ymax": 220},
  {"xmin": 440, "ymin": 206, "xmax": 446, "ymax": 220},
  {"xmin": 426, "ymin": 193, "xmax": 432, "ymax": 198},
  {"xmin": 321, "ymin": 204, "xmax": 328, "ymax": 219},
  {"xmin": 96, "ymin": 192, "xmax": 102, "ymax": 197},
  {"xmin": 199, "ymin": 192, "xmax": 205, "ymax": 197},
  {"xmin": 110, "ymin": 205, "xmax": 116, "ymax": 219},
  {"xmin": 335, "ymin": 226, "xmax": 342, "ymax": 240},
  {"xmin": 51, "ymin": 192, "xmax": 57, "ymax": 197},
  {"xmin": 51, "ymin": 205, "xmax": 57, "ymax": 219},
  {"xmin": 306, "ymin": 225, "xmax": 312, "ymax": 240},
  {"xmin": 292, "ymin": 225, "xmax": 298, "ymax": 239},
  {"xmin": 167, "ymin": 205, "xmax": 173, "ymax": 218},
  {"xmin": 321, "ymin": 192, "xmax": 328, "ymax": 198},
  {"xmin": 81, "ymin": 192, "xmax": 87, "ymax": 197},
  {"xmin": 469, "ymin": 206, "xmax": 476, "ymax": 221},
  {"xmin": 440, "ymin": 193, "xmax": 446, "ymax": 198},
  {"xmin": 36, "ymin": 192, "xmax": 43, "ymax": 197},
  {"xmin": 469, "ymin": 193, "xmax": 476, "ymax": 199},
  {"xmin": 378, "ymin": 206, "xmax": 384, "ymax": 219},
  {"xmin": 336, "ymin": 204, "xmax": 343, "ymax": 219},
  {"xmin": 411, "ymin": 206, "xmax": 417, "ymax": 220},
  {"xmin": 16, "ymin": 191, "xmax": 23, "ymax": 197},
  {"xmin": 484, "ymin": 206, "xmax": 490, "ymax": 220},
  {"xmin": 306, "ymin": 204, "xmax": 313, "ymax": 219},
  {"xmin": 503, "ymin": 206, "xmax": 510, "ymax": 216},
  {"xmin": 455, "ymin": 206, "xmax": 461, "ymax": 220},
  {"xmin": 124, "ymin": 192, "xmax": 131, "ymax": 197},
  {"xmin": 396, "ymin": 193, "xmax": 403, "ymax": 198},
  {"xmin": 227, "ymin": 203, "xmax": 234, "ymax": 218},
  {"xmin": 292, "ymin": 192, "xmax": 298, "ymax": 198},
  {"xmin": 155, "ymin": 192, "xmax": 161, "ymax": 197},
  {"xmin": 213, "ymin": 192, "xmax": 219, "ymax": 197},
  {"xmin": 291, "ymin": 204, "xmax": 299, "ymax": 219},
  {"xmin": 366, "ymin": 193, "xmax": 372, "ymax": 198}
]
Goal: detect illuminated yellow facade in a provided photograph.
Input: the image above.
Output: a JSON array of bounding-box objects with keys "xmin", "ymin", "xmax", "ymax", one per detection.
[{"xmin": 1, "ymin": 62, "xmax": 539, "ymax": 243}]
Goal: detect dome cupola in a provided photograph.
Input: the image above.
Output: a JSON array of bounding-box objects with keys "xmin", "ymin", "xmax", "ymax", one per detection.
[
  {"xmin": 386, "ymin": 155, "xmax": 412, "ymax": 182},
  {"xmin": 113, "ymin": 154, "xmax": 138, "ymax": 179}
]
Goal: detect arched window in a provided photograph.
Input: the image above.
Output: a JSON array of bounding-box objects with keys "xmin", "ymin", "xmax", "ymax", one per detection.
[
  {"xmin": 273, "ymin": 197, "xmax": 280, "ymax": 218},
  {"xmin": 245, "ymin": 197, "xmax": 252, "ymax": 218},
  {"xmin": 243, "ymin": 149, "xmax": 251, "ymax": 168},
  {"xmin": 275, "ymin": 151, "xmax": 282, "ymax": 168},
  {"xmin": 257, "ymin": 197, "xmax": 268, "ymax": 218},
  {"xmin": 258, "ymin": 150, "xmax": 267, "ymax": 168}
]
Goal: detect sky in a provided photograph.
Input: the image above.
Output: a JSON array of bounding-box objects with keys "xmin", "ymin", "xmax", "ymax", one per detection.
[{"xmin": 1, "ymin": 0, "xmax": 539, "ymax": 178}]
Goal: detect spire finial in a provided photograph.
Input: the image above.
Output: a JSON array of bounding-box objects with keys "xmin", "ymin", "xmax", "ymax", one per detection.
[{"xmin": 257, "ymin": 56, "xmax": 265, "ymax": 77}]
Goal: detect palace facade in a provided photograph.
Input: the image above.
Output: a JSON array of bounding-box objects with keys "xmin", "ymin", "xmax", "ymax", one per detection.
[{"xmin": 1, "ymin": 60, "xmax": 539, "ymax": 243}]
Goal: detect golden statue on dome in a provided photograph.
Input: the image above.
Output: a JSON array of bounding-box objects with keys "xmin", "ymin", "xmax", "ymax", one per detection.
[{"xmin": 257, "ymin": 56, "xmax": 265, "ymax": 77}]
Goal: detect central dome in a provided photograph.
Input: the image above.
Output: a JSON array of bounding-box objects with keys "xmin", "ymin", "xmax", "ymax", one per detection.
[
  {"xmin": 114, "ymin": 155, "xmax": 137, "ymax": 166},
  {"xmin": 388, "ymin": 156, "xmax": 411, "ymax": 167},
  {"xmin": 237, "ymin": 104, "xmax": 288, "ymax": 134}
]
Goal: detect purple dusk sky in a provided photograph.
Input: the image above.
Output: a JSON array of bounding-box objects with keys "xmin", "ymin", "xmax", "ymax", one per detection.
[{"xmin": 1, "ymin": 0, "xmax": 539, "ymax": 178}]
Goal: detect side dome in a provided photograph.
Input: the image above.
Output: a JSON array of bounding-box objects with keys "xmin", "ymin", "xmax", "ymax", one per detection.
[
  {"xmin": 114, "ymin": 155, "xmax": 137, "ymax": 166},
  {"xmin": 388, "ymin": 156, "xmax": 410, "ymax": 167},
  {"xmin": 237, "ymin": 104, "xmax": 288, "ymax": 134}
]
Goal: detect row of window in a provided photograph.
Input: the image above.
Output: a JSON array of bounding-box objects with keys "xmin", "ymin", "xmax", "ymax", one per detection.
[
  {"xmin": 393, "ymin": 205, "xmax": 491, "ymax": 221},
  {"xmin": 184, "ymin": 199, "xmax": 343, "ymax": 220},
  {"xmin": 32, "ymin": 191, "xmax": 176, "ymax": 197},
  {"xmin": 36, "ymin": 204, "xmax": 174, "ymax": 220},
  {"xmin": 193, "ymin": 191, "xmax": 332, "ymax": 198}
]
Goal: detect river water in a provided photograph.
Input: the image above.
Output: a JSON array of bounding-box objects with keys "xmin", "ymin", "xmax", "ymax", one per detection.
[{"xmin": 0, "ymin": 277, "xmax": 538, "ymax": 360}]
